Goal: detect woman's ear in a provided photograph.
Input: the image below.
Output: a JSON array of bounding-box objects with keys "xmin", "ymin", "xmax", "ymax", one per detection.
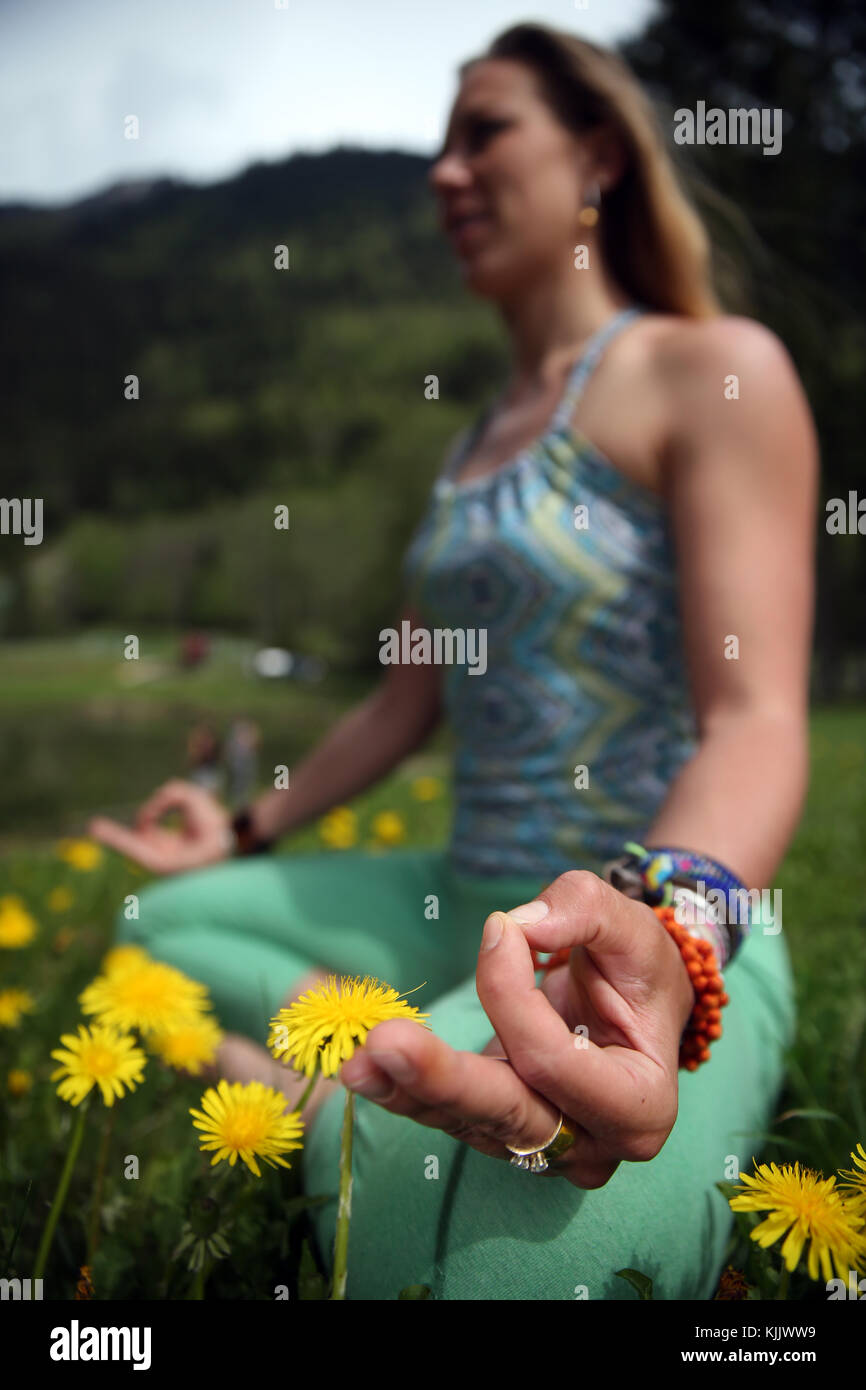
[{"xmin": 592, "ymin": 125, "xmax": 629, "ymax": 194}]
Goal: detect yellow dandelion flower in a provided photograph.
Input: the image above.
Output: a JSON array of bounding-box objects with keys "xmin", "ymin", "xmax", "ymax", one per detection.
[
  {"xmin": 729, "ymin": 1159, "xmax": 866, "ymax": 1281},
  {"xmin": 371, "ymin": 810, "xmax": 406, "ymax": 845},
  {"xmin": 79, "ymin": 959, "xmax": 212, "ymax": 1037},
  {"xmin": 0, "ymin": 896, "xmax": 38, "ymax": 948},
  {"xmin": 50, "ymin": 1023, "xmax": 147, "ymax": 1107},
  {"xmin": 101, "ymin": 944, "xmax": 151, "ymax": 977},
  {"xmin": 319, "ymin": 807, "xmax": 358, "ymax": 849},
  {"xmin": 56, "ymin": 838, "xmax": 103, "ymax": 872},
  {"xmin": 0, "ymin": 988, "xmax": 35, "ymax": 1028},
  {"xmin": 48, "ymin": 886, "xmax": 74, "ymax": 912},
  {"xmin": 190, "ymin": 1079, "xmax": 304, "ymax": 1177},
  {"xmin": 268, "ymin": 973, "xmax": 430, "ymax": 1078},
  {"xmin": 838, "ymin": 1143, "xmax": 866, "ymax": 1219},
  {"xmin": 7, "ymin": 1068, "xmax": 33, "ymax": 1097},
  {"xmin": 410, "ymin": 776, "xmax": 443, "ymax": 802},
  {"xmin": 150, "ymin": 1015, "xmax": 224, "ymax": 1075}
]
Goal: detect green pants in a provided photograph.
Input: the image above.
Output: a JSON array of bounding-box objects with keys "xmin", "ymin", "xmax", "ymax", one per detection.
[{"xmin": 119, "ymin": 848, "xmax": 796, "ymax": 1300}]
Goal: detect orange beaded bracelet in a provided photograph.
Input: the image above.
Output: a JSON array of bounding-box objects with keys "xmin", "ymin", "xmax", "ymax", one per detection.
[
  {"xmin": 529, "ymin": 903, "xmax": 729, "ymax": 1071},
  {"xmin": 651, "ymin": 904, "xmax": 729, "ymax": 1070}
]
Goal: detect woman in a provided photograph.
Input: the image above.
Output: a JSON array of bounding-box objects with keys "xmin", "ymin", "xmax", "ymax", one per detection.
[{"xmin": 90, "ymin": 24, "xmax": 816, "ymax": 1299}]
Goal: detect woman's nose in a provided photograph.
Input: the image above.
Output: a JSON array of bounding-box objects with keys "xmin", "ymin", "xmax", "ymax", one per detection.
[{"xmin": 428, "ymin": 150, "xmax": 472, "ymax": 191}]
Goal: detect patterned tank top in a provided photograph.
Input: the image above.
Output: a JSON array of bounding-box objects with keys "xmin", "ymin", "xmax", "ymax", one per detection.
[{"xmin": 403, "ymin": 306, "xmax": 697, "ymax": 878}]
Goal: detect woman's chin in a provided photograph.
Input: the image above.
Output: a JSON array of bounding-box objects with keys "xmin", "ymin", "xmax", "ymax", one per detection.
[{"xmin": 458, "ymin": 251, "xmax": 517, "ymax": 300}]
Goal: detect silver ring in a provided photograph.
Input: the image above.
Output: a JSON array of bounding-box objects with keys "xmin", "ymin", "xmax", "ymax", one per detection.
[{"xmin": 505, "ymin": 1113, "xmax": 574, "ymax": 1173}]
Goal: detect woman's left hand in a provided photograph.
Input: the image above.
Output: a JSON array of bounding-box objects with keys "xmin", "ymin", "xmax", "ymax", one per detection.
[{"xmin": 339, "ymin": 871, "xmax": 695, "ymax": 1188}]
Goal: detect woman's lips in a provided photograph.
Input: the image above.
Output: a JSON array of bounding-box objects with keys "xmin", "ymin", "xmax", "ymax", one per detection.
[{"xmin": 449, "ymin": 212, "xmax": 492, "ymax": 250}]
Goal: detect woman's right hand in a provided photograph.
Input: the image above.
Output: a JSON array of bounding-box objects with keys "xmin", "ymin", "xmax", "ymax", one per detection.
[
  {"xmin": 340, "ymin": 872, "xmax": 695, "ymax": 1188},
  {"xmin": 88, "ymin": 779, "xmax": 234, "ymax": 875}
]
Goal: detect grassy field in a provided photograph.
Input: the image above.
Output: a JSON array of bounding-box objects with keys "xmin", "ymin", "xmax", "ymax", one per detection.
[{"xmin": 1, "ymin": 631, "xmax": 864, "ymax": 1299}]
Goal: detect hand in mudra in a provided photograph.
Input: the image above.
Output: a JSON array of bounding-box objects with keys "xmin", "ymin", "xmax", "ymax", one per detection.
[
  {"xmin": 88, "ymin": 779, "xmax": 232, "ymax": 876},
  {"xmin": 340, "ymin": 871, "xmax": 695, "ymax": 1188}
]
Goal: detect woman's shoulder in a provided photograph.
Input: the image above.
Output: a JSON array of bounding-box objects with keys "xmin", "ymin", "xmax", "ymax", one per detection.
[
  {"xmin": 631, "ymin": 312, "xmax": 816, "ymax": 482},
  {"xmin": 622, "ymin": 311, "xmax": 809, "ymax": 440},
  {"xmin": 631, "ymin": 310, "xmax": 791, "ymax": 371},
  {"xmin": 639, "ymin": 311, "xmax": 800, "ymax": 390}
]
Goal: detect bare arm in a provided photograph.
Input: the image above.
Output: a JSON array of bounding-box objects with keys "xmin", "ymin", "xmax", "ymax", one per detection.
[
  {"xmin": 645, "ymin": 317, "xmax": 818, "ymax": 885},
  {"xmin": 89, "ymin": 607, "xmax": 443, "ymax": 872},
  {"xmin": 251, "ymin": 607, "xmax": 443, "ymax": 841}
]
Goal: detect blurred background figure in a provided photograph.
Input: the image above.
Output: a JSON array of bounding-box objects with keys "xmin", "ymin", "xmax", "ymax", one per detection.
[
  {"xmin": 224, "ymin": 716, "xmax": 261, "ymax": 807},
  {"xmin": 249, "ymin": 647, "xmax": 328, "ymax": 684},
  {"xmin": 186, "ymin": 721, "xmax": 224, "ymax": 795},
  {"xmin": 179, "ymin": 630, "xmax": 211, "ymax": 671}
]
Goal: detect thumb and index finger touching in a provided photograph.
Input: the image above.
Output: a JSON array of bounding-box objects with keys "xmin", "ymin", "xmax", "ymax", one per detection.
[
  {"xmin": 504, "ymin": 870, "xmax": 662, "ymax": 973},
  {"xmin": 473, "ymin": 872, "xmax": 674, "ymax": 1127},
  {"xmin": 87, "ymin": 780, "xmax": 197, "ymax": 868}
]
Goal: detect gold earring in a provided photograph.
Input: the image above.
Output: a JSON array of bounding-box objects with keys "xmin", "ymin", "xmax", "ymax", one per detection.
[{"xmin": 578, "ymin": 181, "xmax": 601, "ymax": 227}]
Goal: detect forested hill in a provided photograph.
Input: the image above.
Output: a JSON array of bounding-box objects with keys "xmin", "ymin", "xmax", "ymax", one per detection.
[
  {"xmin": 0, "ymin": 147, "xmax": 506, "ymax": 518},
  {"xmin": 2, "ymin": 0, "xmax": 865, "ymax": 678}
]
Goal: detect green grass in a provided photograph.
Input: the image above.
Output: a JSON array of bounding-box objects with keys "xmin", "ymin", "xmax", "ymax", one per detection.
[
  {"xmin": 0, "ymin": 770, "xmax": 453, "ymax": 1301},
  {"xmin": 0, "ymin": 632, "xmax": 864, "ymax": 1299},
  {"xmin": 773, "ymin": 710, "xmax": 866, "ymax": 1166},
  {"xmin": 0, "ymin": 629, "xmax": 453, "ymax": 844}
]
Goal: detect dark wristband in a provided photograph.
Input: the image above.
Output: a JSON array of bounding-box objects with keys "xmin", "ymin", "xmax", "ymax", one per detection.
[{"xmin": 231, "ymin": 808, "xmax": 275, "ymax": 856}]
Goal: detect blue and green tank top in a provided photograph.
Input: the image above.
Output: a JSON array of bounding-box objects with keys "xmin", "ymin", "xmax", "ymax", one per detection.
[{"xmin": 403, "ymin": 306, "xmax": 697, "ymax": 878}]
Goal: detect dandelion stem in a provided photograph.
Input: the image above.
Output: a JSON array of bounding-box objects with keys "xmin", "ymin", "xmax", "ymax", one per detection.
[
  {"xmin": 776, "ymin": 1262, "xmax": 790, "ymax": 1301},
  {"xmin": 294, "ymin": 1073, "xmax": 317, "ymax": 1115},
  {"xmin": 190, "ymin": 1257, "xmax": 208, "ymax": 1300},
  {"xmin": 87, "ymin": 1105, "xmax": 116, "ymax": 1263},
  {"xmin": 34, "ymin": 1101, "xmax": 90, "ymax": 1282},
  {"xmin": 4, "ymin": 1178, "xmax": 32, "ymax": 1274},
  {"xmin": 330, "ymin": 1089, "xmax": 354, "ymax": 1300}
]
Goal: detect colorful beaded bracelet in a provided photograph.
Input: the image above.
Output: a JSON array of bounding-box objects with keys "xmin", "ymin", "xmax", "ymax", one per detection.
[
  {"xmin": 604, "ymin": 841, "xmax": 752, "ymax": 970},
  {"xmin": 529, "ymin": 903, "xmax": 729, "ymax": 1071}
]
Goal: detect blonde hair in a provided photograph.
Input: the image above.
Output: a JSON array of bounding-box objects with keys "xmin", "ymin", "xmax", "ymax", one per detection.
[{"xmin": 463, "ymin": 23, "xmax": 721, "ymax": 318}]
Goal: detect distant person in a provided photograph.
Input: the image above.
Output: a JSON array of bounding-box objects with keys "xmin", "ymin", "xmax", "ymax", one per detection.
[
  {"xmin": 224, "ymin": 717, "xmax": 261, "ymax": 807},
  {"xmin": 185, "ymin": 722, "xmax": 223, "ymax": 797},
  {"xmin": 91, "ymin": 24, "xmax": 816, "ymax": 1301},
  {"xmin": 179, "ymin": 630, "xmax": 210, "ymax": 670}
]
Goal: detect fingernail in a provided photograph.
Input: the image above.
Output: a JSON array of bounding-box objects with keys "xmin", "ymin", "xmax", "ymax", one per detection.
[
  {"xmin": 365, "ymin": 1048, "xmax": 415, "ymax": 1084},
  {"xmin": 344, "ymin": 1067, "xmax": 395, "ymax": 1100},
  {"xmin": 508, "ymin": 900, "xmax": 549, "ymax": 924},
  {"xmin": 481, "ymin": 912, "xmax": 504, "ymax": 951}
]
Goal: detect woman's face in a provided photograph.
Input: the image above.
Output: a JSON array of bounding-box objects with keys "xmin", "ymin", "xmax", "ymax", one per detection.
[{"xmin": 430, "ymin": 58, "xmax": 593, "ymax": 299}]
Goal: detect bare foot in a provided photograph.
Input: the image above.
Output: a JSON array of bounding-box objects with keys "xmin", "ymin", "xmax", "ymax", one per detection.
[{"xmin": 281, "ymin": 968, "xmax": 332, "ymax": 1008}]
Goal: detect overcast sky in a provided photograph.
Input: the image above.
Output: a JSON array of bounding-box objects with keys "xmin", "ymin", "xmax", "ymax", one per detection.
[{"xmin": 0, "ymin": 0, "xmax": 655, "ymax": 206}]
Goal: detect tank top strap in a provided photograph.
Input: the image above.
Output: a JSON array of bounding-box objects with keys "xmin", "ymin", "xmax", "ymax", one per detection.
[
  {"xmin": 550, "ymin": 304, "xmax": 645, "ymax": 434},
  {"xmin": 435, "ymin": 418, "xmax": 478, "ymax": 486},
  {"xmin": 436, "ymin": 400, "xmax": 498, "ymax": 487},
  {"xmin": 436, "ymin": 303, "xmax": 644, "ymax": 488}
]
